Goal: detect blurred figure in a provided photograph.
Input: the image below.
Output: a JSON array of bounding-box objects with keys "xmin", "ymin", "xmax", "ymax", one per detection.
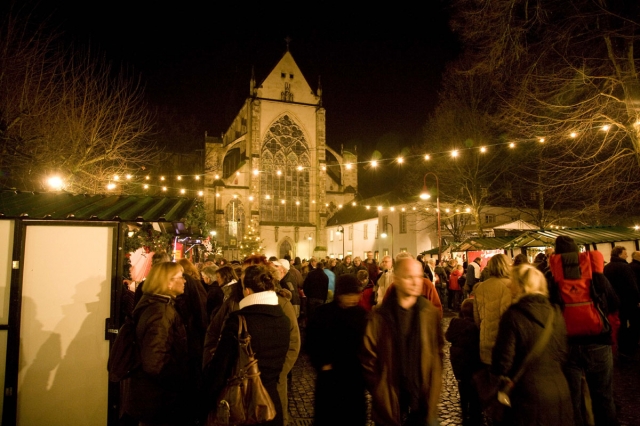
[
  {"xmin": 361, "ymin": 258, "xmax": 443, "ymax": 426},
  {"xmin": 492, "ymin": 264, "xmax": 572, "ymax": 425},
  {"xmin": 306, "ymin": 275, "xmax": 368, "ymax": 425},
  {"xmin": 124, "ymin": 262, "xmax": 189, "ymax": 425},
  {"xmin": 353, "ymin": 256, "xmax": 368, "ymax": 274},
  {"xmin": 175, "ymin": 258, "xmax": 209, "ymax": 423},
  {"xmin": 357, "ymin": 269, "xmax": 375, "ymax": 312},
  {"xmin": 473, "ymin": 254, "xmax": 513, "ymax": 367},
  {"xmin": 204, "ymin": 265, "xmax": 290, "ymax": 426},
  {"xmin": 201, "ymin": 265, "xmax": 223, "ymax": 321},
  {"xmin": 513, "ymin": 253, "xmax": 528, "ymax": 267},
  {"xmin": 303, "ymin": 261, "xmax": 329, "ymax": 320},
  {"xmin": 448, "ymin": 264, "xmax": 464, "ymax": 311},
  {"xmin": 446, "ymin": 299, "xmax": 482, "ymax": 426}
]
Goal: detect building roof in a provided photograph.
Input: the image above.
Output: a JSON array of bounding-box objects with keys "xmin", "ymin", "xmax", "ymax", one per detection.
[
  {"xmin": 508, "ymin": 226, "xmax": 640, "ymax": 248},
  {"xmin": 0, "ymin": 191, "xmax": 197, "ymax": 222},
  {"xmin": 454, "ymin": 236, "xmax": 518, "ymax": 252},
  {"xmin": 326, "ymin": 204, "xmax": 378, "ymax": 227},
  {"xmin": 492, "ymin": 219, "xmax": 539, "ymax": 230}
]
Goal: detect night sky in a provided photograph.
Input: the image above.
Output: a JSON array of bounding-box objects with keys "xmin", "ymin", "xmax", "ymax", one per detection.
[{"xmin": 19, "ymin": 1, "xmax": 461, "ymax": 195}]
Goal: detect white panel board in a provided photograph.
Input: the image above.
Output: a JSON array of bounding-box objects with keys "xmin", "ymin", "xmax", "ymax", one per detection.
[
  {"xmin": 0, "ymin": 220, "xmax": 14, "ymax": 323},
  {"xmin": 18, "ymin": 225, "xmax": 113, "ymax": 426}
]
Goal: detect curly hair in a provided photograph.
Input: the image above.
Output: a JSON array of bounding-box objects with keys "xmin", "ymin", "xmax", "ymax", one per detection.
[{"xmin": 242, "ymin": 265, "xmax": 277, "ymax": 293}]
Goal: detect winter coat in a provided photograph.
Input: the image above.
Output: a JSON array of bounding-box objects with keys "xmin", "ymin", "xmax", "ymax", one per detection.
[
  {"xmin": 306, "ymin": 301, "xmax": 368, "ymax": 425},
  {"xmin": 449, "ymin": 268, "xmax": 462, "ymax": 291},
  {"xmin": 125, "ymin": 293, "xmax": 189, "ymax": 424},
  {"xmin": 445, "ymin": 316, "xmax": 481, "ymax": 381},
  {"xmin": 473, "ymin": 276, "xmax": 513, "ymax": 364},
  {"xmin": 361, "ymin": 288, "xmax": 443, "ymax": 426},
  {"xmin": 204, "ymin": 302, "xmax": 290, "ymax": 426},
  {"xmin": 604, "ymin": 256, "xmax": 640, "ymax": 314},
  {"xmin": 491, "ymin": 294, "xmax": 573, "ymax": 426},
  {"xmin": 358, "ymin": 280, "xmax": 375, "ymax": 312},
  {"xmin": 202, "ymin": 285, "xmax": 300, "ymax": 375}
]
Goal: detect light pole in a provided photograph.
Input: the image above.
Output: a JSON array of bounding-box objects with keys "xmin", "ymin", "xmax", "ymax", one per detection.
[
  {"xmin": 420, "ymin": 173, "xmax": 442, "ymax": 262},
  {"xmin": 304, "ymin": 233, "xmax": 314, "ymax": 259},
  {"xmin": 336, "ymin": 226, "xmax": 345, "ymax": 259},
  {"xmin": 380, "ymin": 223, "xmax": 394, "ymax": 258}
]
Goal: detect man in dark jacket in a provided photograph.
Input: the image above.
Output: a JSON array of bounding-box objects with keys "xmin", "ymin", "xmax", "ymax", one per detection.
[
  {"xmin": 605, "ymin": 246, "xmax": 640, "ymax": 357},
  {"xmin": 303, "ymin": 261, "xmax": 329, "ymax": 320},
  {"xmin": 360, "ymin": 258, "xmax": 443, "ymax": 425}
]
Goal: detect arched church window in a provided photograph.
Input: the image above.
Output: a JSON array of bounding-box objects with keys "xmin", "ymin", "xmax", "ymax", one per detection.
[
  {"xmin": 260, "ymin": 115, "xmax": 310, "ymax": 223},
  {"xmin": 224, "ymin": 199, "xmax": 245, "ymax": 247},
  {"xmin": 223, "ymin": 148, "xmax": 241, "ymax": 178}
]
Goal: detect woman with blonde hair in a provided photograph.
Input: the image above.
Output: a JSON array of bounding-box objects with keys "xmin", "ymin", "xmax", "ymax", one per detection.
[
  {"xmin": 491, "ymin": 264, "xmax": 572, "ymax": 425},
  {"xmin": 125, "ymin": 262, "xmax": 190, "ymax": 425},
  {"xmin": 473, "ymin": 254, "xmax": 513, "ymax": 366}
]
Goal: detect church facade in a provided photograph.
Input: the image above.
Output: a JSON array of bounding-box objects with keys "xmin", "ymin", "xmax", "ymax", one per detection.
[{"xmin": 204, "ymin": 50, "xmax": 357, "ymax": 260}]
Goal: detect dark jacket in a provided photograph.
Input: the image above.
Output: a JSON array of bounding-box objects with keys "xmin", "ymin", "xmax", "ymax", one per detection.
[
  {"xmin": 303, "ymin": 267, "xmax": 329, "ymax": 300},
  {"xmin": 604, "ymin": 256, "xmax": 640, "ymax": 314},
  {"xmin": 306, "ymin": 301, "xmax": 368, "ymax": 425},
  {"xmin": 360, "ymin": 288, "xmax": 443, "ymax": 426},
  {"xmin": 205, "ymin": 282, "xmax": 224, "ymax": 322},
  {"xmin": 491, "ymin": 294, "xmax": 573, "ymax": 426},
  {"xmin": 125, "ymin": 294, "xmax": 189, "ymax": 424},
  {"xmin": 445, "ymin": 316, "xmax": 481, "ymax": 381},
  {"xmin": 204, "ymin": 302, "xmax": 290, "ymax": 426},
  {"xmin": 281, "ymin": 269, "xmax": 301, "ymax": 306}
]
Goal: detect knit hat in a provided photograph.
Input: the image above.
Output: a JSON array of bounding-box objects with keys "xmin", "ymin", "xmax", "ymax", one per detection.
[
  {"xmin": 335, "ymin": 274, "xmax": 362, "ymax": 296},
  {"xmin": 278, "ymin": 258, "xmax": 290, "ymax": 272},
  {"xmin": 555, "ymin": 235, "xmax": 579, "ymax": 254}
]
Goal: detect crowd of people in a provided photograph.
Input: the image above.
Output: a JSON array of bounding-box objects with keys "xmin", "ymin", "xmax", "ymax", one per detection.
[{"xmin": 115, "ymin": 238, "xmax": 639, "ymax": 426}]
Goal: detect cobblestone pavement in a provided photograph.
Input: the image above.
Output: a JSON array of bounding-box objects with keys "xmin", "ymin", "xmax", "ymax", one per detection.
[{"xmin": 288, "ymin": 311, "xmax": 640, "ymax": 426}]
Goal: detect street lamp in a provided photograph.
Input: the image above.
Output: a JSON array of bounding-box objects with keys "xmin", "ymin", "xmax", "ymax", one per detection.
[
  {"xmin": 336, "ymin": 226, "xmax": 345, "ymax": 259},
  {"xmin": 304, "ymin": 233, "xmax": 314, "ymax": 259},
  {"xmin": 420, "ymin": 172, "xmax": 442, "ymax": 262},
  {"xmin": 380, "ymin": 223, "xmax": 394, "ymax": 258}
]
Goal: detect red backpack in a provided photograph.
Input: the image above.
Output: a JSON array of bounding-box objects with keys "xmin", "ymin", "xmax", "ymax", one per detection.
[{"xmin": 549, "ymin": 252, "xmax": 605, "ymax": 336}]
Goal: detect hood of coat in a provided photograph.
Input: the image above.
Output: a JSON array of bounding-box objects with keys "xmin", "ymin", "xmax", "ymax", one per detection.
[{"xmin": 513, "ymin": 293, "xmax": 553, "ymax": 327}]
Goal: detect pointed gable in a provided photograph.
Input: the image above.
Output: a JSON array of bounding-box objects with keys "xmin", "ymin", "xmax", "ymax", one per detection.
[{"xmin": 256, "ymin": 52, "xmax": 319, "ymax": 105}]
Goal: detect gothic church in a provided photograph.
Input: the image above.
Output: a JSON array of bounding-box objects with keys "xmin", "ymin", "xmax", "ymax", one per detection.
[{"xmin": 204, "ymin": 48, "xmax": 357, "ymax": 259}]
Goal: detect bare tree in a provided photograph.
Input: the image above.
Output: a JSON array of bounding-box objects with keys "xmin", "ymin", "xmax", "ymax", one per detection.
[
  {"xmin": 451, "ymin": 0, "xmax": 640, "ymax": 224},
  {"xmin": 0, "ymin": 8, "xmax": 158, "ymax": 193},
  {"xmin": 417, "ymin": 63, "xmax": 513, "ymax": 236}
]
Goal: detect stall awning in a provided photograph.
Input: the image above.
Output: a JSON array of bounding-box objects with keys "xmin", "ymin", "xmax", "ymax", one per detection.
[
  {"xmin": 0, "ymin": 191, "xmax": 197, "ymax": 222},
  {"xmin": 508, "ymin": 226, "xmax": 640, "ymax": 248},
  {"xmin": 454, "ymin": 236, "xmax": 517, "ymax": 252}
]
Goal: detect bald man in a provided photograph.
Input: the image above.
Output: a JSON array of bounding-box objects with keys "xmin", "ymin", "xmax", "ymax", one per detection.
[{"xmin": 361, "ymin": 258, "xmax": 443, "ymax": 425}]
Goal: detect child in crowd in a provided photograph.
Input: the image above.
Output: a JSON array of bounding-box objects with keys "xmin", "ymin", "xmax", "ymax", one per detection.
[
  {"xmin": 445, "ymin": 298, "xmax": 482, "ymax": 426},
  {"xmin": 356, "ymin": 269, "xmax": 375, "ymax": 312}
]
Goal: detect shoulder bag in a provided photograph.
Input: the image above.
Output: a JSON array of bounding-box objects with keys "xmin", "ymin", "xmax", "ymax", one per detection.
[{"xmin": 208, "ymin": 315, "xmax": 277, "ymax": 426}]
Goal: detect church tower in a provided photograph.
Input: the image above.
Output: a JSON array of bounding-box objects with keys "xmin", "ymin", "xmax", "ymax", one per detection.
[{"xmin": 205, "ymin": 47, "xmax": 357, "ymax": 260}]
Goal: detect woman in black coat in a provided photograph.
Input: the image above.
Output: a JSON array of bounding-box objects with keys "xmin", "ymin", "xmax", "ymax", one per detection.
[
  {"xmin": 204, "ymin": 264, "xmax": 290, "ymax": 426},
  {"xmin": 491, "ymin": 264, "xmax": 573, "ymax": 426},
  {"xmin": 124, "ymin": 261, "xmax": 190, "ymax": 425}
]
